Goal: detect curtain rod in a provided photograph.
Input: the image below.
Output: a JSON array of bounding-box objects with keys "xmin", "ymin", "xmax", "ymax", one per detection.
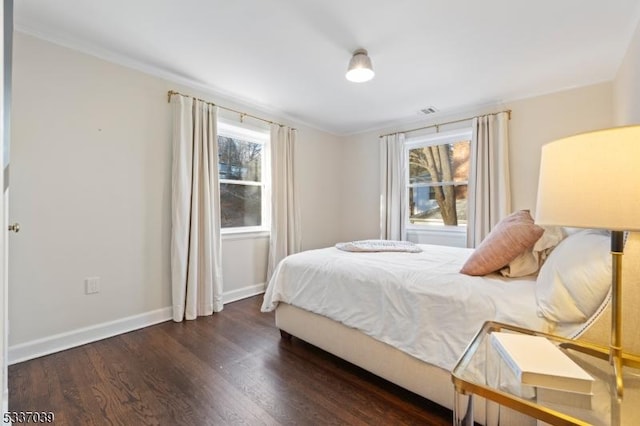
[
  {"xmin": 379, "ymin": 109, "xmax": 512, "ymax": 138},
  {"xmin": 167, "ymin": 90, "xmax": 294, "ymax": 130}
]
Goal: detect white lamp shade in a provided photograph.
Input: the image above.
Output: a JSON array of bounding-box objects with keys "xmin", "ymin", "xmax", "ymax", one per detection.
[
  {"xmin": 346, "ymin": 49, "xmax": 374, "ymax": 82},
  {"xmin": 535, "ymin": 125, "xmax": 640, "ymax": 231}
]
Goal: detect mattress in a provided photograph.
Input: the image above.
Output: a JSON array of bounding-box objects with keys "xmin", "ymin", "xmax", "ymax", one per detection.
[{"xmin": 261, "ymin": 244, "xmax": 557, "ymax": 371}]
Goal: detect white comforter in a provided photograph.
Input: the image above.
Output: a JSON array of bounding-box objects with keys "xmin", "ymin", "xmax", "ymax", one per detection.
[{"xmin": 262, "ymin": 244, "xmax": 555, "ymax": 371}]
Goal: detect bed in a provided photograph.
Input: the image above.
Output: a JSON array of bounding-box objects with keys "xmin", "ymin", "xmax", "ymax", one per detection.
[{"xmin": 261, "ymin": 230, "xmax": 640, "ymax": 423}]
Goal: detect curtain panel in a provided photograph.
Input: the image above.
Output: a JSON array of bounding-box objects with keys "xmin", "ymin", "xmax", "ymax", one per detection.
[
  {"xmin": 170, "ymin": 96, "xmax": 224, "ymax": 321},
  {"xmin": 466, "ymin": 111, "xmax": 511, "ymax": 248},
  {"xmin": 379, "ymin": 133, "xmax": 406, "ymax": 240},
  {"xmin": 266, "ymin": 125, "xmax": 301, "ymax": 281}
]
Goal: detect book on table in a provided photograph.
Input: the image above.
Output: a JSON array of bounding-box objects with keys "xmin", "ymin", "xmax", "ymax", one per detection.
[
  {"xmin": 490, "ymin": 331, "xmax": 594, "ymax": 394},
  {"xmin": 536, "ymin": 387, "xmax": 592, "ymax": 409}
]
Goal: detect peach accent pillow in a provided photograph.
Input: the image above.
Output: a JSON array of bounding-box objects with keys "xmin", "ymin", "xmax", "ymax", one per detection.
[{"xmin": 460, "ymin": 210, "xmax": 544, "ymax": 276}]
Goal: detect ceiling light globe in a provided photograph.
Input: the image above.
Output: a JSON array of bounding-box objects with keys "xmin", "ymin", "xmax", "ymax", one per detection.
[
  {"xmin": 346, "ymin": 68, "xmax": 375, "ymax": 83},
  {"xmin": 346, "ymin": 49, "xmax": 374, "ymax": 83}
]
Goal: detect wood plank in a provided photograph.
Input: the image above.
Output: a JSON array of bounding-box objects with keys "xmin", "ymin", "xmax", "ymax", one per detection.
[{"xmin": 9, "ymin": 295, "xmax": 451, "ymax": 425}]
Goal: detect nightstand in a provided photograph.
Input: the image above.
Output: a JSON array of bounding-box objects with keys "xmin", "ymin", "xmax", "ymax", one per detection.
[{"xmin": 451, "ymin": 321, "xmax": 640, "ymax": 425}]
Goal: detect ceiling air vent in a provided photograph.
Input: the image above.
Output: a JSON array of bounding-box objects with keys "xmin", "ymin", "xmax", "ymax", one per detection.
[{"xmin": 420, "ymin": 107, "xmax": 438, "ymax": 115}]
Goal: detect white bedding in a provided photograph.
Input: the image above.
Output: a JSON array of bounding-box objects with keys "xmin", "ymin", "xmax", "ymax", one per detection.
[{"xmin": 262, "ymin": 244, "xmax": 557, "ymax": 371}]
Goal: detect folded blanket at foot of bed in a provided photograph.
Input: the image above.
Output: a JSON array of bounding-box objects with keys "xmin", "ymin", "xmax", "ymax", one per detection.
[{"xmin": 335, "ymin": 239, "xmax": 422, "ymax": 253}]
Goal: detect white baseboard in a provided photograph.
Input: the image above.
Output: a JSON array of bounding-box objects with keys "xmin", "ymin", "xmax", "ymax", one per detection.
[
  {"xmin": 8, "ymin": 307, "xmax": 173, "ymax": 365},
  {"xmin": 8, "ymin": 284, "xmax": 266, "ymax": 364},
  {"xmin": 223, "ymin": 282, "xmax": 266, "ymax": 304}
]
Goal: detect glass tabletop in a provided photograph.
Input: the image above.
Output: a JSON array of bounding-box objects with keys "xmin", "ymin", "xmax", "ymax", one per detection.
[{"xmin": 451, "ymin": 321, "xmax": 640, "ymax": 426}]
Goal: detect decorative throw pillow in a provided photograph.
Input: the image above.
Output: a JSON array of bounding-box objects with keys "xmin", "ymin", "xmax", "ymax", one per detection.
[
  {"xmin": 500, "ymin": 226, "xmax": 565, "ymax": 277},
  {"xmin": 535, "ymin": 229, "xmax": 611, "ymax": 323},
  {"xmin": 460, "ymin": 210, "xmax": 544, "ymax": 276}
]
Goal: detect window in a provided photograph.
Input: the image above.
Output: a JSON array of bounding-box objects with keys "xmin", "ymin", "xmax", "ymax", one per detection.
[
  {"xmin": 218, "ymin": 121, "xmax": 270, "ymax": 233},
  {"xmin": 405, "ymin": 129, "xmax": 471, "ymax": 230}
]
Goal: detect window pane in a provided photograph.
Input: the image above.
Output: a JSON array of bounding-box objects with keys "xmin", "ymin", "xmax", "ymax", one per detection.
[
  {"xmin": 409, "ymin": 141, "xmax": 470, "ymax": 184},
  {"xmin": 408, "ymin": 184, "xmax": 467, "ymax": 226},
  {"xmin": 218, "ymin": 136, "xmax": 262, "ymax": 182},
  {"xmin": 220, "ymin": 183, "xmax": 261, "ymax": 228}
]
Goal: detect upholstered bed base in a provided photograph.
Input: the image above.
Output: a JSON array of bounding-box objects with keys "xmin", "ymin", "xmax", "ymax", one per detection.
[
  {"xmin": 276, "ymin": 303, "xmax": 457, "ymax": 408},
  {"xmin": 277, "ymin": 303, "xmax": 532, "ymax": 424},
  {"xmin": 275, "ymin": 304, "xmax": 613, "ymax": 425}
]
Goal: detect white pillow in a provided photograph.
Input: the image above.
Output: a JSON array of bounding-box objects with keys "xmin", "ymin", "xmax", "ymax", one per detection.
[
  {"xmin": 500, "ymin": 226, "xmax": 565, "ymax": 277},
  {"xmin": 536, "ymin": 229, "xmax": 611, "ymax": 323}
]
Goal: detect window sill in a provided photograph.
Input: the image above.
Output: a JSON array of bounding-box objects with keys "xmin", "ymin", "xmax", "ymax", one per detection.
[
  {"xmin": 406, "ymin": 226, "xmax": 467, "ymax": 248},
  {"xmin": 221, "ymin": 229, "xmax": 270, "ymax": 241},
  {"xmin": 406, "ymin": 225, "xmax": 467, "ymax": 234}
]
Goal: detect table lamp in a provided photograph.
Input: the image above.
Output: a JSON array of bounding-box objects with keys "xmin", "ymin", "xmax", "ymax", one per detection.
[{"xmin": 535, "ymin": 125, "xmax": 640, "ymax": 398}]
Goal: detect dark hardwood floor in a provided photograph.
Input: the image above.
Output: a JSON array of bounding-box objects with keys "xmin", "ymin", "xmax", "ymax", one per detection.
[{"xmin": 9, "ymin": 296, "xmax": 452, "ymax": 425}]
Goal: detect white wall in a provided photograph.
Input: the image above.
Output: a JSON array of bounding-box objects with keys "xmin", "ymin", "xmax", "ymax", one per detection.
[
  {"xmin": 614, "ymin": 20, "xmax": 640, "ymax": 125},
  {"xmin": 294, "ymin": 127, "xmax": 344, "ymax": 251},
  {"xmin": 340, "ymin": 83, "xmax": 613, "ymax": 242},
  {"xmin": 507, "ymin": 83, "xmax": 613, "ymax": 211},
  {"xmin": 9, "ymin": 33, "xmax": 343, "ymax": 350}
]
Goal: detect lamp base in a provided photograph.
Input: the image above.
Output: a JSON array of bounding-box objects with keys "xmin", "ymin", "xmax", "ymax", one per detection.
[
  {"xmin": 560, "ymin": 231, "xmax": 629, "ymax": 399},
  {"xmin": 611, "ymin": 231, "xmax": 625, "ymax": 398}
]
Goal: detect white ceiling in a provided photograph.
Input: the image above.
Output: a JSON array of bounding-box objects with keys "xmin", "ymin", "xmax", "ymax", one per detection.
[{"xmin": 14, "ymin": 0, "xmax": 640, "ymax": 135}]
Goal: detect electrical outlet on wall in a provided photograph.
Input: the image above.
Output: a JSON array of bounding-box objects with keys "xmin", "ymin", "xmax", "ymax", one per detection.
[{"xmin": 85, "ymin": 277, "xmax": 100, "ymax": 294}]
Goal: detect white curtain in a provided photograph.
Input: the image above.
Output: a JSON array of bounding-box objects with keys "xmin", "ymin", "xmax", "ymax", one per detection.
[
  {"xmin": 266, "ymin": 125, "xmax": 301, "ymax": 281},
  {"xmin": 466, "ymin": 111, "xmax": 511, "ymax": 247},
  {"xmin": 379, "ymin": 133, "xmax": 406, "ymax": 240},
  {"xmin": 170, "ymin": 96, "xmax": 224, "ymax": 321}
]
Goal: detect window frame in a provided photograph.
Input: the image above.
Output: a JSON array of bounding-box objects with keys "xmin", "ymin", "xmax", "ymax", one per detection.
[
  {"xmin": 217, "ymin": 120, "xmax": 271, "ymax": 236},
  {"xmin": 404, "ymin": 128, "xmax": 472, "ymax": 237}
]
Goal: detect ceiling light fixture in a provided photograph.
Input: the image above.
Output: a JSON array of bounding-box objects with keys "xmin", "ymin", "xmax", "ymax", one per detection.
[{"xmin": 346, "ymin": 48, "xmax": 374, "ymax": 83}]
